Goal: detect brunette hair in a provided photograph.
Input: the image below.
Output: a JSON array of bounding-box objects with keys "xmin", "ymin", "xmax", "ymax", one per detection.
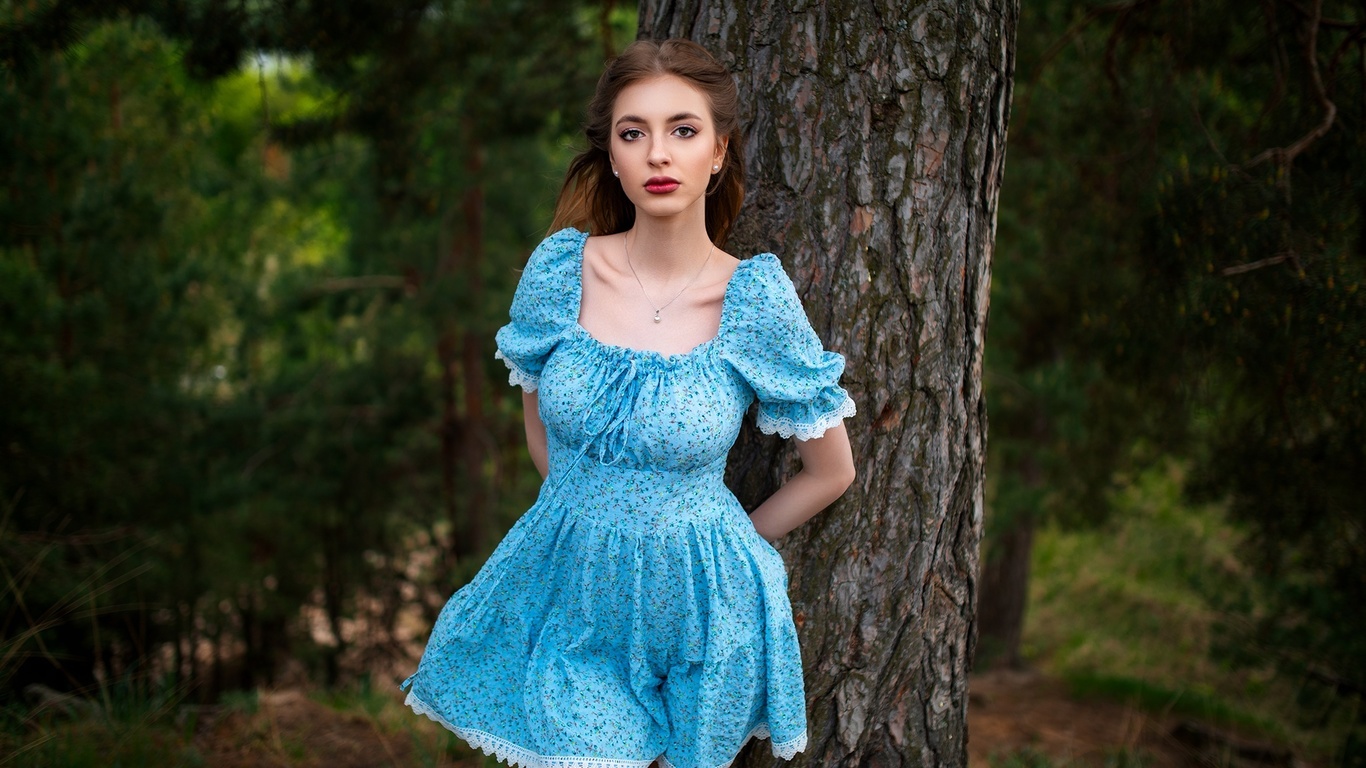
[{"xmin": 549, "ymin": 39, "xmax": 746, "ymax": 247}]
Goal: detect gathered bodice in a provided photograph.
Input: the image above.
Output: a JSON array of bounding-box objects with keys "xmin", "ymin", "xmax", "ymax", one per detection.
[
  {"xmin": 540, "ymin": 325, "xmax": 754, "ymax": 475},
  {"xmin": 494, "ymin": 227, "xmax": 857, "ymax": 488}
]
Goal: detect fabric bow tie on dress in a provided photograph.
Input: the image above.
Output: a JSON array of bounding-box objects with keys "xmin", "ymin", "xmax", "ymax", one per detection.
[
  {"xmin": 401, "ymin": 358, "xmax": 658, "ymax": 652},
  {"xmin": 578, "ymin": 355, "xmax": 658, "ymax": 466}
]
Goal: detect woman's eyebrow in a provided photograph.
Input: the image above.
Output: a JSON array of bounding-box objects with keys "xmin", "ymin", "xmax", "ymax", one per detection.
[{"xmin": 614, "ymin": 112, "xmax": 704, "ymax": 126}]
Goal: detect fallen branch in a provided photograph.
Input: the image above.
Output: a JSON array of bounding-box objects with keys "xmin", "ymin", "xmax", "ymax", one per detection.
[
  {"xmin": 1171, "ymin": 721, "xmax": 1295, "ymax": 767},
  {"xmin": 1221, "ymin": 251, "xmax": 1295, "ymax": 276}
]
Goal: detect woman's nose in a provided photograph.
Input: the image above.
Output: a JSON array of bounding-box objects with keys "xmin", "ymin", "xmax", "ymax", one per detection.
[{"xmin": 648, "ymin": 137, "xmax": 670, "ymax": 165}]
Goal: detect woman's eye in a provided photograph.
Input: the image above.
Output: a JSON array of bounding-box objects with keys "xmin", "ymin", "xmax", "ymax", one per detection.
[
  {"xmin": 674, "ymin": 125, "xmax": 698, "ymax": 138},
  {"xmin": 620, "ymin": 128, "xmax": 644, "ymax": 141}
]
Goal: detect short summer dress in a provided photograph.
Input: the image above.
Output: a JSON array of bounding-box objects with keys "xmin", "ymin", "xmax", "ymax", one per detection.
[{"xmin": 401, "ymin": 227, "xmax": 857, "ymax": 768}]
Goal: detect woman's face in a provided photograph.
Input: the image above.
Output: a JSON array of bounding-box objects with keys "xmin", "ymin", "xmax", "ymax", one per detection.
[{"xmin": 609, "ymin": 74, "xmax": 727, "ymax": 225}]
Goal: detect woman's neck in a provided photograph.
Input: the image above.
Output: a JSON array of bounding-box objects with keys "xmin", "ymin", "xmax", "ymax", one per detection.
[{"xmin": 625, "ymin": 209, "xmax": 714, "ymax": 281}]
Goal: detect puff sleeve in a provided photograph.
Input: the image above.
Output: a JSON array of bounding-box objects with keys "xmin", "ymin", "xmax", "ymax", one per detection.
[
  {"xmin": 722, "ymin": 253, "xmax": 857, "ymax": 440},
  {"xmin": 492, "ymin": 227, "xmax": 584, "ymax": 392}
]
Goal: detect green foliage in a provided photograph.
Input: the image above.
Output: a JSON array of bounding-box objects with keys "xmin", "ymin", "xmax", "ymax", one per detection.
[
  {"xmin": 217, "ymin": 689, "xmax": 259, "ymax": 716},
  {"xmin": 1025, "ymin": 462, "xmax": 1355, "ymax": 760},
  {"xmin": 3, "ymin": 721, "xmax": 203, "ymax": 768},
  {"xmin": 991, "ymin": 0, "xmax": 1365, "ymax": 749},
  {"xmin": 0, "ymin": 678, "xmax": 203, "ymax": 768},
  {"xmin": 1, "ymin": 14, "xmax": 240, "ymax": 697},
  {"xmin": 1, "ymin": 0, "xmax": 635, "ymax": 709},
  {"xmin": 1027, "ymin": 465, "xmax": 1248, "ymax": 684}
]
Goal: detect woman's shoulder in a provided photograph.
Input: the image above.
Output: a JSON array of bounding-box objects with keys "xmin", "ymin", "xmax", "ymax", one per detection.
[
  {"xmin": 718, "ymin": 250, "xmax": 823, "ymax": 364},
  {"xmin": 526, "ymin": 227, "xmax": 589, "ymax": 272},
  {"xmin": 728, "ymin": 251, "xmax": 802, "ymax": 316},
  {"xmin": 718, "ymin": 248, "xmax": 854, "ymax": 438},
  {"xmin": 514, "ymin": 227, "xmax": 587, "ymax": 299},
  {"xmin": 505, "ymin": 227, "xmax": 586, "ymax": 323}
]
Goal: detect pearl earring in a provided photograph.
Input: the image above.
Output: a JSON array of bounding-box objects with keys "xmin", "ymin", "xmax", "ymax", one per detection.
[
  {"xmin": 613, "ymin": 170, "xmax": 619, "ymax": 177},
  {"xmin": 712, "ymin": 165, "xmax": 719, "ymax": 172}
]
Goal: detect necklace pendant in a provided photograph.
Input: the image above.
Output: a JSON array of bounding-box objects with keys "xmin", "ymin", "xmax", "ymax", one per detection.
[{"xmin": 653, "ymin": 311, "xmax": 662, "ymax": 323}]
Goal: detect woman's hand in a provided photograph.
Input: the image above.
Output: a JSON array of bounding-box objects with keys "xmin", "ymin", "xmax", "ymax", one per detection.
[{"xmin": 747, "ymin": 422, "xmax": 856, "ymax": 542}]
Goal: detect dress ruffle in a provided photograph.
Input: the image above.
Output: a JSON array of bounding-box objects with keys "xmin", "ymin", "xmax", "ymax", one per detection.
[
  {"xmin": 756, "ymin": 393, "xmax": 858, "ymax": 441},
  {"xmin": 405, "ymin": 690, "xmax": 807, "ymax": 768},
  {"xmin": 401, "ymin": 465, "xmax": 808, "ymax": 768},
  {"xmin": 495, "ymin": 348, "xmax": 541, "ymax": 392},
  {"xmin": 405, "ymin": 690, "xmax": 655, "ymax": 768},
  {"xmin": 493, "ymin": 228, "xmax": 581, "ymax": 389},
  {"xmin": 718, "ymin": 253, "xmax": 857, "ymax": 439}
]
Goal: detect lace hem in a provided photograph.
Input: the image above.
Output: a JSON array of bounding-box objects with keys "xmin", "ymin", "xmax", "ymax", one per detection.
[
  {"xmin": 403, "ymin": 690, "xmax": 807, "ymax": 768},
  {"xmin": 756, "ymin": 394, "xmax": 857, "ymax": 441},
  {"xmin": 405, "ymin": 691, "xmax": 655, "ymax": 768},
  {"xmin": 657, "ymin": 721, "xmax": 808, "ymax": 768},
  {"xmin": 494, "ymin": 349, "xmax": 540, "ymax": 392}
]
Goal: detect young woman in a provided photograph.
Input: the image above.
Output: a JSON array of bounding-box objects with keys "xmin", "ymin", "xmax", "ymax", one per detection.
[{"xmin": 402, "ymin": 39, "xmax": 857, "ymax": 768}]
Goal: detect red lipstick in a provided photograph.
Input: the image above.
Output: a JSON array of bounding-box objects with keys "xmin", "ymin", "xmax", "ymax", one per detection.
[{"xmin": 644, "ymin": 176, "xmax": 680, "ymax": 194}]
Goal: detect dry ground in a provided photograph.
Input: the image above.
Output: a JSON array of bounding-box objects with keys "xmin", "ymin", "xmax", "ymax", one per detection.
[
  {"xmin": 194, "ymin": 689, "xmax": 476, "ymax": 768},
  {"xmin": 186, "ymin": 670, "xmax": 1290, "ymax": 767},
  {"xmin": 970, "ymin": 668, "xmax": 1187, "ymax": 766}
]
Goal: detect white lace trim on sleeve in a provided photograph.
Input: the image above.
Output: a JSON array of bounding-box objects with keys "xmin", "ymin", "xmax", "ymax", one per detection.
[
  {"xmin": 494, "ymin": 348, "xmax": 539, "ymax": 392},
  {"xmin": 756, "ymin": 394, "xmax": 856, "ymax": 441}
]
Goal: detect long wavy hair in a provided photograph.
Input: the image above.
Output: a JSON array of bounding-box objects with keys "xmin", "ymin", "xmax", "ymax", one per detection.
[{"xmin": 549, "ymin": 39, "xmax": 746, "ymax": 247}]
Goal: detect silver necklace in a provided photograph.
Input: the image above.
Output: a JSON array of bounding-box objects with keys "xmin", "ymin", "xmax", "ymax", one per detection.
[{"xmin": 623, "ymin": 231, "xmax": 714, "ymax": 323}]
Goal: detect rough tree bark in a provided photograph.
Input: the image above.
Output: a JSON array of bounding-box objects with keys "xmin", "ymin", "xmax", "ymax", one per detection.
[{"xmin": 641, "ymin": 2, "xmax": 1016, "ymax": 765}]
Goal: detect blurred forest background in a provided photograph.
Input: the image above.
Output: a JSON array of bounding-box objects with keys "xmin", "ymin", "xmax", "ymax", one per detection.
[{"xmin": 1, "ymin": 1, "xmax": 1362, "ymax": 766}]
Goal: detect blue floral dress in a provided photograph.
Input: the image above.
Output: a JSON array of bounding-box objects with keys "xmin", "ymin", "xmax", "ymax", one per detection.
[{"xmin": 402, "ymin": 227, "xmax": 856, "ymax": 768}]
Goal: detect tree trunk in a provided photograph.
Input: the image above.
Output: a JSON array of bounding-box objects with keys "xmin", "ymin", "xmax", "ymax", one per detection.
[
  {"xmin": 976, "ymin": 509, "xmax": 1033, "ymax": 669},
  {"xmin": 438, "ymin": 329, "xmax": 462, "ymax": 556},
  {"xmin": 459, "ymin": 136, "xmax": 489, "ymax": 555},
  {"xmin": 438, "ymin": 133, "xmax": 491, "ymax": 563},
  {"xmin": 641, "ymin": 3, "xmax": 1016, "ymax": 765},
  {"xmin": 979, "ymin": 411, "xmax": 1046, "ymax": 669}
]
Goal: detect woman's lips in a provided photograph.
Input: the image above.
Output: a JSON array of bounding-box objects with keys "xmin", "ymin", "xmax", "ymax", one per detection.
[{"xmin": 644, "ymin": 177, "xmax": 680, "ymax": 194}]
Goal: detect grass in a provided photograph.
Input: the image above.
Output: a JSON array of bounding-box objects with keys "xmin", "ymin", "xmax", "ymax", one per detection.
[
  {"xmin": 1022, "ymin": 460, "xmax": 1339, "ymax": 759},
  {"xmin": 1, "ymin": 676, "xmax": 488, "ymax": 768},
  {"xmin": 1060, "ymin": 672, "xmax": 1285, "ymax": 738},
  {"xmin": 309, "ymin": 677, "xmax": 478, "ymax": 767},
  {"xmin": 6, "ymin": 723, "xmax": 201, "ymax": 767},
  {"xmin": 1, "ymin": 704, "xmax": 203, "ymax": 768}
]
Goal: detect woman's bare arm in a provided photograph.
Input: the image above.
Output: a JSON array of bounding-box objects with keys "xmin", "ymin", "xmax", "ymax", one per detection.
[
  {"xmin": 746, "ymin": 421, "xmax": 856, "ymax": 542},
  {"xmin": 522, "ymin": 390, "xmax": 548, "ymax": 479}
]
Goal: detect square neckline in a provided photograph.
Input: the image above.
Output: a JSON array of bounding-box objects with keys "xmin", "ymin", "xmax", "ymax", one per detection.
[{"xmin": 568, "ymin": 228, "xmax": 763, "ymax": 362}]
